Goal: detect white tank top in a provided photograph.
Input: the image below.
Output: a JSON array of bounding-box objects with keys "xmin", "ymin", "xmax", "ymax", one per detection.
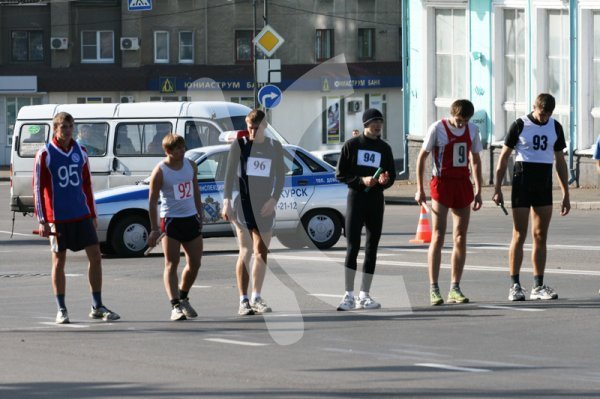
[
  {"xmin": 159, "ymin": 160, "xmax": 198, "ymax": 218},
  {"xmin": 514, "ymin": 115, "xmax": 558, "ymax": 164}
]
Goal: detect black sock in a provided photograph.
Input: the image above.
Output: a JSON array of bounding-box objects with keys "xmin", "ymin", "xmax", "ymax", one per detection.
[
  {"xmin": 450, "ymin": 282, "xmax": 460, "ymax": 290},
  {"xmin": 170, "ymin": 299, "xmax": 180, "ymax": 307},
  {"xmin": 430, "ymin": 282, "xmax": 439, "ymax": 290},
  {"xmin": 511, "ymin": 275, "xmax": 521, "ymax": 286},
  {"xmin": 534, "ymin": 275, "xmax": 544, "ymax": 288},
  {"xmin": 180, "ymin": 290, "xmax": 189, "ymax": 300}
]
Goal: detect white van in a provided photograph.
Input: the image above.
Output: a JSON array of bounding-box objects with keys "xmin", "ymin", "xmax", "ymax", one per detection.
[{"xmin": 10, "ymin": 101, "xmax": 287, "ymax": 214}]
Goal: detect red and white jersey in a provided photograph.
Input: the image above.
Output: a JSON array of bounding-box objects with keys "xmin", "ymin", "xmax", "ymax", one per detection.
[
  {"xmin": 33, "ymin": 136, "xmax": 96, "ymax": 223},
  {"xmin": 423, "ymin": 119, "xmax": 482, "ymax": 178}
]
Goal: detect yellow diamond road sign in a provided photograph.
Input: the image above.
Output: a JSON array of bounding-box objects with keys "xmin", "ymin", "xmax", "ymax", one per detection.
[{"xmin": 253, "ymin": 24, "xmax": 285, "ymax": 57}]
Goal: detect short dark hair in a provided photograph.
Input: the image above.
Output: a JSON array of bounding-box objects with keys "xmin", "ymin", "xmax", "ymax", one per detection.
[
  {"xmin": 534, "ymin": 93, "xmax": 556, "ymax": 113},
  {"xmin": 246, "ymin": 109, "xmax": 266, "ymax": 125},
  {"xmin": 450, "ymin": 99, "xmax": 475, "ymax": 119}
]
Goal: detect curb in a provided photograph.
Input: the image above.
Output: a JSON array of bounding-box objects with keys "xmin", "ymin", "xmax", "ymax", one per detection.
[{"xmin": 385, "ymin": 197, "xmax": 600, "ymax": 210}]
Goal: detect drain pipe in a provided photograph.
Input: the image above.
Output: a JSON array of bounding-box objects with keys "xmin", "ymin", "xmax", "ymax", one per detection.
[
  {"xmin": 568, "ymin": 0, "xmax": 578, "ymax": 185},
  {"xmin": 400, "ymin": 0, "xmax": 410, "ymax": 179}
]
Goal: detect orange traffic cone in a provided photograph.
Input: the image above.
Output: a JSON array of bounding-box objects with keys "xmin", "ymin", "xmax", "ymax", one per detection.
[{"xmin": 409, "ymin": 205, "xmax": 432, "ymax": 244}]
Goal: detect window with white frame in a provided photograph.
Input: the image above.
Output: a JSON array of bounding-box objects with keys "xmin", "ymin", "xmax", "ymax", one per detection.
[
  {"xmin": 154, "ymin": 31, "xmax": 169, "ymax": 63},
  {"xmin": 81, "ymin": 31, "xmax": 114, "ymax": 63},
  {"xmin": 546, "ymin": 9, "xmax": 570, "ymax": 131},
  {"xmin": 179, "ymin": 31, "xmax": 193, "ymax": 63},
  {"xmin": 503, "ymin": 8, "xmax": 528, "ymax": 137},
  {"xmin": 590, "ymin": 11, "xmax": 600, "ymax": 146},
  {"xmin": 434, "ymin": 8, "xmax": 467, "ymax": 120}
]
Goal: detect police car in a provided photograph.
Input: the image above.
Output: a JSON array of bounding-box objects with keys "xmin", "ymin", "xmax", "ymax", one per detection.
[{"xmin": 95, "ymin": 144, "xmax": 347, "ymax": 257}]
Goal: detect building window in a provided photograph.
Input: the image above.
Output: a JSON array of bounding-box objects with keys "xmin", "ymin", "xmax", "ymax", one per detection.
[
  {"xmin": 235, "ymin": 30, "xmax": 253, "ymax": 63},
  {"xmin": 546, "ymin": 9, "xmax": 570, "ymax": 131},
  {"xmin": 591, "ymin": 11, "xmax": 600, "ymax": 147},
  {"xmin": 358, "ymin": 28, "xmax": 375, "ymax": 60},
  {"xmin": 11, "ymin": 31, "xmax": 43, "ymax": 62},
  {"xmin": 179, "ymin": 31, "xmax": 194, "ymax": 63},
  {"xmin": 81, "ymin": 31, "xmax": 114, "ymax": 63},
  {"xmin": 434, "ymin": 8, "xmax": 467, "ymax": 119},
  {"xmin": 149, "ymin": 96, "xmax": 190, "ymax": 102},
  {"xmin": 315, "ymin": 29, "xmax": 334, "ymax": 61},
  {"xmin": 154, "ymin": 31, "xmax": 170, "ymax": 63},
  {"xmin": 76, "ymin": 97, "xmax": 113, "ymax": 104},
  {"xmin": 503, "ymin": 8, "xmax": 528, "ymax": 138},
  {"xmin": 230, "ymin": 96, "xmax": 255, "ymax": 108}
]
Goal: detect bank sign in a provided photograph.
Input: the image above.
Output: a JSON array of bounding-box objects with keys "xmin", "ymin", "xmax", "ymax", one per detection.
[{"xmin": 148, "ymin": 76, "xmax": 401, "ymax": 92}]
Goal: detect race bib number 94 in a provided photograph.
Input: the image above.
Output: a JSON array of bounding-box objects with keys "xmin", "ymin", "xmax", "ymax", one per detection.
[
  {"xmin": 357, "ymin": 150, "xmax": 381, "ymax": 167},
  {"xmin": 453, "ymin": 143, "xmax": 468, "ymax": 167},
  {"xmin": 173, "ymin": 181, "xmax": 193, "ymax": 201},
  {"xmin": 247, "ymin": 157, "xmax": 272, "ymax": 177}
]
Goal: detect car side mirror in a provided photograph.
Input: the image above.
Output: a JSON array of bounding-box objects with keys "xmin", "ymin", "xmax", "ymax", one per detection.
[{"xmin": 112, "ymin": 157, "xmax": 119, "ymax": 172}]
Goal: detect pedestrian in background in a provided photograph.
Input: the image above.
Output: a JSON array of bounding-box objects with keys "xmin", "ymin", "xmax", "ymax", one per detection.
[
  {"xmin": 493, "ymin": 93, "xmax": 570, "ymax": 301},
  {"xmin": 415, "ymin": 99, "xmax": 483, "ymax": 306},
  {"xmin": 34, "ymin": 112, "xmax": 120, "ymax": 324},
  {"xmin": 336, "ymin": 108, "xmax": 396, "ymax": 311}
]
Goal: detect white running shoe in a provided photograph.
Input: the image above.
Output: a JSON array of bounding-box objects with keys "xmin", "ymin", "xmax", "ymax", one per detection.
[
  {"xmin": 355, "ymin": 294, "xmax": 381, "ymax": 310},
  {"xmin": 250, "ymin": 297, "xmax": 272, "ymax": 314},
  {"xmin": 336, "ymin": 294, "xmax": 356, "ymax": 311},
  {"xmin": 508, "ymin": 284, "xmax": 526, "ymax": 301},
  {"xmin": 179, "ymin": 298, "xmax": 198, "ymax": 318},
  {"xmin": 89, "ymin": 306, "xmax": 120, "ymax": 321},
  {"xmin": 56, "ymin": 308, "xmax": 70, "ymax": 324},
  {"xmin": 170, "ymin": 305, "xmax": 187, "ymax": 321},
  {"xmin": 530, "ymin": 285, "xmax": 558, "ymax": 300}
]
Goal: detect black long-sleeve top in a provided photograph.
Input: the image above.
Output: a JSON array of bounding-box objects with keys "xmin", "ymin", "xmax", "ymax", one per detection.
[{"xmin": 336, "ymin": 134, "xmax": 396, "ymax": 192}]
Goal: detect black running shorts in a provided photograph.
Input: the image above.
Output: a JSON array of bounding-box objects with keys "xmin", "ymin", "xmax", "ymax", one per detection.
[
  {"xmin": 50, "ymin": 218, "xmax": 98, "ymax": 253},
  {"xmin": 161, "ymin": 215, "xmax": 203, "ymax": 243}
]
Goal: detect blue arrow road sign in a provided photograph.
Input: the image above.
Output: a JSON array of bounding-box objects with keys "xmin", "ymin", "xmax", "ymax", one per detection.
[
  {"xmin": 258, "ymin": 85, "xmax": 282, "ymax": 109},
  {"xmin": 128, "ymin": 0, "xmax": 152, "ymax": 11}
]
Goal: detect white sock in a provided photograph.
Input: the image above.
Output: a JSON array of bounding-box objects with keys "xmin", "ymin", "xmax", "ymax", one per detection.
[
  {"xmin": 359, "ymin": 291, "xmax": 369, "ymax": 300},
  {"xmin": 345, "ymin": 291, "xmax": 354, "ymax": 298},
  {"xmin": 251, "ymin": 292, "xmax": 260, "ymax": 301},
  {"xmin": 240, "ymin": 295, "xmax": 249, "ymax": 303}
]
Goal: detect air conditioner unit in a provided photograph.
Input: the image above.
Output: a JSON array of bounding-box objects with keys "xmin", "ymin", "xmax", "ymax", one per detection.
[
  {"xmin": 347, "ymin": 100, "xmax": 362, "ymax": 114},
  {"xmin": 120, "ymin": 37, "xmax": 140, "ymax": 51},
  {"xmin": 120, "ymin": 96, "xmax": 135, "ymax": 103},
  {"xmin": 50, "ymin": 37, "xmax": 68, "ymax": 50}
]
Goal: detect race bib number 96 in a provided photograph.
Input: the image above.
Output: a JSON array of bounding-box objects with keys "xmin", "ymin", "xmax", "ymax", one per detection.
[
  {"xmin": 173, "ymin": 181, "xmax": 193, "ymax": 201},
  {"xmin": 357, "ymin": 150, "xmax": 381, "ymax": 167},
  {"xmin": 247, "ymin": 157, "xmax": 272, "ymax": 177}
]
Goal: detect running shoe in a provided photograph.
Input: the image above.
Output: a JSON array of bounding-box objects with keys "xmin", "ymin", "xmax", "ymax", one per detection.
[
  {"xmin": 530, "ymin": 285, "xmax": 558, "ymax": 300},
  {"xmin": 250, "ymin": 297, "xmax": 272, "ymax": 314},
  {"xmin": 355, "ymin": 294, "xmax": 381, "ymax": 310},
  {"xmin": 238, "ymin": 299, "xmax": 255, "ymax": 316},
  {"xmin": 179, "ymin": 298, "xmax": 198, "ymax": 318},
  {"xmin": 56, "ymin": 308, "xmax": 70, "ymax": 324},
  {"xmin": 170, "ymin": 305, "xmax": 187, "ymax": 321},
  {"xmin": 89, "ymin": 306, "xmax": 120, "ymax": 321},
  {"xmin": 430, "ymin": 288, "xmax": 444, "ymax": 306},
  {"xmin": 337, "ymin": 294, "xmax": 356, "ymax": 311},
  {"xmin": 447, "ymin": 287, "xmax": 469, "ymax": 304},
  {"xmin": 508, "ymin": 283, "xmax": 526, "ymax": 301}
]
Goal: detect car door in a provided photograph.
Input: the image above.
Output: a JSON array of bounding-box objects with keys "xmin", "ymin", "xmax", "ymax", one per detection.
[
  {"xmin": 277, "ymin": 148, "xmax": 316, "ymax": 222},
  {"xmin": 195, "ymin": 149, "xmax": 232, "ymax": 235}
]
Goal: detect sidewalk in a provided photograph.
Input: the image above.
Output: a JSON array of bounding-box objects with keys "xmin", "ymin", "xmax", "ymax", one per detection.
[{"xmin": 385, "ymin": 181, "xmax": 600, "ymax": 210}]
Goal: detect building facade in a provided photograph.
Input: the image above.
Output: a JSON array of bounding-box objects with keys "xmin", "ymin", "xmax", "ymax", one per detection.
[
  {"xmin": 405, "ymin": 0, "xmax": 600, "ymax": 187},
  {"xmin": 0, "ymin": 0, "xmax": 403, "ymax": 166}
]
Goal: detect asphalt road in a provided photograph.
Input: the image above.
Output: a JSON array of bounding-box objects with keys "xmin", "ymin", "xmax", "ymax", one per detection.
[{"xmin": 1, "ymin": 182, "xmax": 599, "ymax": 398}]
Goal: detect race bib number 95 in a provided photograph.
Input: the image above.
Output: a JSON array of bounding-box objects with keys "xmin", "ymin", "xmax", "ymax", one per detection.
[
  {"xmin": 173, "ymin": 181, "xmax": 193, "ymax": 201},
  {"xmin": 247, "ymin": 157, "xmax": 272, "ymax": 177},
  {"xmin": 357, "ymin": 150, "xmax": 381, "ymax": 168}
]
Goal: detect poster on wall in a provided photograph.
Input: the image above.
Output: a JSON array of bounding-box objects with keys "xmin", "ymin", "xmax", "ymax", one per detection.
[{"xmin": 326, "ymin": 97, "xmax": 341, "ymax": 144}]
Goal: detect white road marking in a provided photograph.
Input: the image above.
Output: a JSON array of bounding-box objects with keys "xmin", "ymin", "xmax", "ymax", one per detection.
[
  {"xmin": 308, "ymin": 293, "xmax": 341, "ymax": 298},
  {"xmin": 38, "ymin": 322, "xmax": 90, "ymax": 329},
  {"xmin": 0, "ymin": 231, "xmax": 37, "ymax": 237},
  {"xmin": 415, "ymin": 363, "xmax": 491, "ymax": 373},
  {"xmin": 478, "ymin": 305, "xmax": 545, "ymax": 312},
  {"xmin": 192, "ymin": 285, "xmax": 211, "ymax": 288},
  {"xmin": 269, "ymin": 254, "xmax": 600, "ymax": 276},
  {"xmin": 205, "ymin": 338, "xmax": 268, "ymax": 347}
]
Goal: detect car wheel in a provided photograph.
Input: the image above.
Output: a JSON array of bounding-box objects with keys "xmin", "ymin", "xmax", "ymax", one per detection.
[
  {"xmin": 277, "ymin": 232, "xmax": 307, "ymax": 249},
  {"xmin": 110, "ymin": 214, "xmax": 150, "ymax": 257},
  {"xmin": 301, "ymin": 209, "xmax": 341, "ymax": 249}
]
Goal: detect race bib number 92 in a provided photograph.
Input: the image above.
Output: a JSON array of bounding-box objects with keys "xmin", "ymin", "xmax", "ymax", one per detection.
[
  {"xmin": 173, "ymin": 181, "xmax": 193, "ymax": 201},
  {"xmin": 357, "ymin": 150, "xmax": 381, "ymax": 168},
  {"xmin": 247, "ymin": 157, "xmax": 272, "ymax": 177}
]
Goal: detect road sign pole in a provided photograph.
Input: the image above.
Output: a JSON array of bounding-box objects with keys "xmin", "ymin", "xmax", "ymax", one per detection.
[{"xmin": 253, "ymin": 0, "xmax": 258, "ymax": 109}]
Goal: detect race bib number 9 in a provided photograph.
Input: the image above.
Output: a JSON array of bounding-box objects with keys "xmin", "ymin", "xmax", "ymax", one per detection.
[
  {"xmin": 247, "ymin": 157, "xmax": 272, "ymax": 177},
  {"xmin": 357, "ymin": 150, "xmax": 381, "ymax": 167},
  {"xmin": 453, "ymin": 143, "xmax": 468, "ymax": 167},
  {"xmin": 173, "ymin": 181, "xmax": 193, "ymax": 201}
]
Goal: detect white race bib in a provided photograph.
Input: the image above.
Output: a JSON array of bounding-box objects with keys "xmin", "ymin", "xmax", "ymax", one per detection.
[
  {"xmin": 453, "ymin": 143, "xmax": 468, "ymax": 167},
  {"xmin": 247, "ymin": 157, "xmax": 272, "ymax": 177},
  {"xmin": 173, "ymin": 181, "xmax": 193, "ymax": 201},
  {"xmin": 357, "ymin": 150, "xmax": 381, "ymax": 167}
]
